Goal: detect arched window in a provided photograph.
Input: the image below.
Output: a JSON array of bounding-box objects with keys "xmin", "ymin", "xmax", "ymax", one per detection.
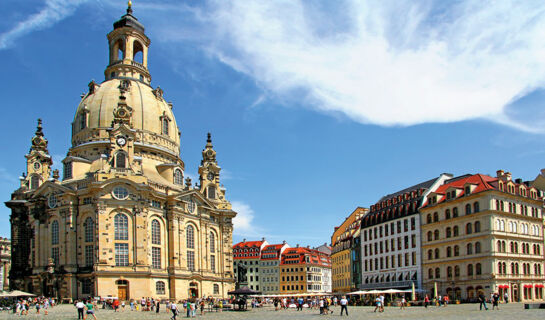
[
  {"xmin": 427, "ymin": 231, "xmax": 432, "ymax": 242},
  {"xmin": 475, "ymin": 242, "xmax": 481, "ymax": 253},
  {"xmin": 446, "ymin": 227, "xmax": 452, "ymax": 238},
  {"xmin": 156, "ymin": 281, "xmax": 165, "ymax": 295},
  {"xmin": 30, "ymin": 175, "xmax": 40, "ymax": 190},
  {"xmin": 213, "ymin": 284, "xmax": 220, "ymax": 295},
  {"xmin": 497, "ymin": 240, "xmax": 502, "ymax": 252},
  {"xmin": 498, "ymin": 262, "xmax": 502, "ymax": 274},
  {"xmin": 115, "ymin": 152, "xmax": 126, "ymax": 169},
  {"xmin": 474, "ymin": 221, "xmax": 480, "ymax": 233},
  {"xmin": 162, "ymin": 118, "xmax": 169, "ymax": 136},
  {"xmin": 435, "ymin": 267, "xmax": 440, "ymax": 278},
  {"xmin": 434, "ymin": 248, "xmax": 440, "ymax": 259},
  {"xmin": 426, "ymin": 214, "xmax": 432, "ymax": 224},
  {"xmin": 445, "ymin": 209, "xmax": 451, "ymax": 219},
  {"xmin": 428, "ymin": 268, "xmax": 433, "ymax": 279},
  {"xmin": 467, "ymin": 243, "xmax": 473, "ymax": 255},
  {"xmin": 454, "ymin": 245, "xmax": 460, "ymax": 256},
  {"xmin": 467, "ymin": 264, "xmax": 473, "ymax": 276},
  {"xmin": 453, "ymin": 226, "xmax": 459, "ymax": 236},
  {"xmin": 473, "ymin": 202, "xmax": 480, "ymax": 213},
  {"xmin": 466, "ymin": 223, "xmax": 472, "ymax": 234},
  {"xmin": 84, "ymin": 217, "xmax": 94, "ymax": 242},
  {"xmin": 114, "ymin": 214, "xmax": 129, "ymax": 240},
  {"xmin": 174, "ymin": 169, "xmax": 184, "ymax": 185},
  {"xmin": 209, "ymin": 232, "xmax": 216, "ymax": 252},
  {"xmin": 51, "ymin": 220, "xmax": 59, "ymax": 245},
  {"xmin": 453, "ymin": 207, "xmax": 459, "ymax": 217},
  {"xmin": 455, "ymin": 265, "xmax": 460, "ymax": 277},
  {"xmin": 434, "ymin": 229, "xmax": 439, "ymax": 240},
  {"xmin": 433, "ymin": 212, "xmax": 439, "ymax": 222},
  {"xmin": 447, "ymin": 246, "xmax": 452, "ymax": 257},
  {"xmin": 208, "ymin": 186, "xmax": 216, "ymax": 199},
  {"xmin": 427, "ymin": 250, "xmax": 433, "ymax": 260},
  {"xmin": 151, "ymin": 220, "xmax": 161, "ymax": 245},
  {"xmin": 447, "ymin": 266, "xmax": 453, "ymax": 277},
  {"xmin": 186, "ymin": 225, "xmax": 195, "ymax": 249},
  {"xmin": 465, "ymin": 204, "xmax": 471, "ymax": 215}
]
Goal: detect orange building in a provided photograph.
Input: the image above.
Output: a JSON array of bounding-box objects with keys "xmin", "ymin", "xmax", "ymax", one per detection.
[{"xmin": 279, "ymin": 246, "xmax": 331, "ymax": 294}]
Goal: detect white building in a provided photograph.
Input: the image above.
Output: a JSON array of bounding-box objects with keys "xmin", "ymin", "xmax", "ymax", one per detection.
[
  {"xmin": 259, "ymin": 242, "xmax": 290, "ymax": 294},
  {"xmin": 233, "ymin": 239, "xmax": 268, "ymax": 291}
]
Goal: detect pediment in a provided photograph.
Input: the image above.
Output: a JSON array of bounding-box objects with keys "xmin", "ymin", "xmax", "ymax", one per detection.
[{"xmin": 30, "ymin": 180, "xmax": 74, "ymax": 199}]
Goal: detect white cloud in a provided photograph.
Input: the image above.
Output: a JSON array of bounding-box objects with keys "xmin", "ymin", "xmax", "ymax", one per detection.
[
  {"xmin": 231, "ymin": 200, "xmax": 263, "ymax": 237},
  {"xmin": 0, "ymin": 0, "xmax": 89, "ymax": 50},
  {"xmin": 195, "ymin": 0, "xmax": 545, "ymax": 132}
]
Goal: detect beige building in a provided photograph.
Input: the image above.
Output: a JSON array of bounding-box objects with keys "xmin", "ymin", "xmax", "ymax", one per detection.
[
  {"xmin": 5, "ymin": 3, "xmax": 236, "ymax": 301},
  {"xmin": 421, "ymin": 171, "xmax": 544, "ymax": 302}
]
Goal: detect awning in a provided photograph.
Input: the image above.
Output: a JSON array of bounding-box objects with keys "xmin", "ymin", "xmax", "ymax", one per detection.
[
  {"xmin": 535, "ymin": 284, "xmax": 544, "ymax": 288},
  {"xmin": 523, "ymin": 284, "xmax": 533, "ymax": 289},
  {"xmin": 498, "ymin": 285, "xmax": 509, "ymax": 289}
]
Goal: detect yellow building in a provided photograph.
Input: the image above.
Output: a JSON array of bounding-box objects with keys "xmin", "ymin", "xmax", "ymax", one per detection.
[
  {"xmin": 421, "ymin": 171, "xmax": 544, "ymax": 302},
  {"xmin": 5, "ymin": 3, "xmax": 236, "ymax": 301},
  {"xmin": 279, "ymin": 247, "xmax": 331, "ymax": 294},
  {"xmin": 331, "ymin": 207, "xmax": 367, "ymax": 293}
]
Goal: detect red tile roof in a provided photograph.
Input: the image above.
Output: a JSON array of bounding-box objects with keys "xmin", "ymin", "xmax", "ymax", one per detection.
[
  {"xmin": 233, "ymin": 240, "xmax": 265, "ymax": 260},
  {"xmin": 260, "ymin": 244, "xmax": 286, "ymax": 260},
  {"xmin": 280, "ymin": 247, "xmax": 331, "ymax": 267}
]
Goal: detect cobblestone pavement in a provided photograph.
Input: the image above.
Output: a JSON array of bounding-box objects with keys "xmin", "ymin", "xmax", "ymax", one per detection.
[{"xmin": 0, "ymin": 303, "xmax": 542, "ymax": 319}]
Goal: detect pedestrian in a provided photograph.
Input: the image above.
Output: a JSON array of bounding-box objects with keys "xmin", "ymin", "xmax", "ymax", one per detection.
[
  {"xmin": 379, "ymin": 295, "xmax": 385, "ymax": 312},
  {"xmin": 319, "ymin": 298, "xmax": 324, "ymax": 314},
  {"xmin": 43, "ymin": 298, "xmax": 49, "ymax": 315},
  {"xmin": 156, "ymin": 299, "xmax": 160, "ymax": 313},
  {"xmin": 478, "ymin": 293, "xmax": 488, "ymax": 310},
  {"xmin": 76, "ymin": 300, "xmax": 85, "ymax": 320},
  {"xmin": 400, "ymin": 296, "xmax": 406, "ymax": 310},
  {"xmin": 443, "ymin": 295, "xmax": 449, "ymax": 306},
  {"xmin": 373, "ymin": 296, "xmax": 381, "ymax": 312},
  {"xmin": 340, "ymin": 296, "xmax": 348, "ymax": 316},
  {"xmin": 84, "ymin": 299, "xmax": 97, "ymax": 320},
  {"xmin": 170, "ymin": 301, "xmax": 179, "ymax": 320},
  {"xmin": 424, "ymin": 294, "xmax": 430, "ymax": 308},
  {"xmin": 492, "ymin": 293, "xmax": 500, "ymax": 310},
  {"xmin": 504, "ymin": 292, "xmax": 509, "ymax": 304}
]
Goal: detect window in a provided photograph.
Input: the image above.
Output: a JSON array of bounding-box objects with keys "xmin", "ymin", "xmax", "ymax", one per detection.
[
  {"xmin": 152, "ymin": 247, "xmax": 161, "ymax": 269},
  {"xmin": 112, "ymin": 186, "xmax": 129, "ymax": 200},
  {"xmin": 114, "ymin": 214, "xmax": 129, "ymax": 240},
  {"xmin": 445, "ymin": 209, "xmax": 451, "ymax": 219},
  {"xmin": 475, "ymin": 242, "xmax": 481, "ymax": 253},
  {"xmin": 156, "ymin": 281, "xmax": 166, "ymax": 295},
  {"xmin": 427, "ymin": 214, "xmax": 432, "ymax": 224},
  {"xmin": 151, "ymin": 220, "xmax": 161, "ymax": 245},
  {"xmin": 475, "ymin": 263, "xmax": 481, "ymax": 275},
  {"xmin": 467, "ymin": 264, "xmax": 473, "ymax": 276},
  {"xmin": 447, "ymin": 247, "xmax": 452, "ymax": 257},
  {"xmin": 187, "ymin": 251, "xmax": 195, "ymax": 271},
  {"xmin": 467, "ymin": 243, "xmax": 473, "ymax": 255},
  {"xmin": 52, "ymin": 247, "xmax": 60, "ymax": 265},
  {"xmin": 115, "ymin": 243, "xmax": 129, "ymax": 266},
  {"xmin": 174, "ymin": 169, "xmax": 184, "ymax": 185},
  {"xmin": 210, "ymin": 232, "xmax": 216, "ymax": 252},
  {"xmin": 82, "ymin": 278, "xmax": 92, "ymax": 295},
  {"xmin": 433, "ymin": 212, "xmax": 439, "ymax": 222},
  {"xmin": 428, "ymin": 268, "xmax": 433, "ymax": 279},
  {"xmin": 434, "ymin": 248, "xmax": 440, "ymax": 259},
  {"xmin": 447, "ymin": 266, "xmax": 453, "ymax": 277},
  {"xmin": 186, "ymin": 225, "xmax": 195, "ymax": 249},
  {"xmin": 446, "ymin": 227, "xmax": 452, "ymax": 238},
  {"xmin": 434, "ymin": 230, "xmax": 439, "ymax": 240},
  {"xmin": 115, "ymin": 152, "xmax": 126, "ymax": 169},
  {"xmin": 208, "ymin": 186, "xmax": 216, "ymax": 199},
  {"xmin": 427, "ymin": 231, "xmax": 432, "ymax": 241},
  {"xmin": 455, "ymin": 265, "xmax": 460, "ymax": 277},
  {"xmin": 211, "ymin": 255, "xmax": 216, "ymax": 273},
  {"xmin": 453, "ymin": 226, "xmax": 459, "ymax": 236},
  {"xmin": 473, "ymin": 202, "xmax": 480, "ymax": 213},
  {"xmin": 162, "ymin": 118, "xmax": 169, "ymax": 135},
  {"xmin": 51, "ymin": 220, "xmax": 59, "ymax": 245},
  {"xmin": 466, "ymin": 223, "xmax": 472, "ymax": 234},
  {"xmin": 454, "ymin": 245, "xmax": 460, "ymax": 256},
  {"xmin": 84, "ymin": 217, "xmax": 94, "ymax": 242},
  {"xmin": 474, "ymin": 221, "xmax": 480, "ymax": 233},
  {"xmin": 63, "ymin": 162, "xmax": 72, "ymax": 180},
  {"xmin": 465, "ymin": 204, "xmax": 471, "ymax": 215},
  {"xmin": 213, "ymin": 284, "xmax": 220, "ymax": 295},
  {"xmin": 30, "ymin": 175, "xmax": 40, "ymax": 190},
  {"xmin": 453, "ymin": 207, "xmax": 458, "ymax": 217},
  {"xmin": 435, "ymin": 268, "xmax": 440, "ymax": 278},
  {"xmin": 85, "ymin": 245, "xmax": 94, "ymax": 266}
]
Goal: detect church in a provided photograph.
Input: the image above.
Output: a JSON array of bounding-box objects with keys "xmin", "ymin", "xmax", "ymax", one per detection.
[{"xmin": 5, "ymin": 3, "xmax": 236, "ymax": 301}]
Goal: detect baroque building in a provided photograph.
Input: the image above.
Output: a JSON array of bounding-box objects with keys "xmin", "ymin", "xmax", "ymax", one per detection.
[
  {"xmin": 421, "ymin": 171, "xmax": 544, "ymax": 302},
  {"xmin": 5, "ymin": 3, "xmax": 236, "ymax": 301}
]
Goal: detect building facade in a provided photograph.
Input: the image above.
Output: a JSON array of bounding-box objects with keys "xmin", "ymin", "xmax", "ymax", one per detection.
[
  {"xmin": 5, "ymin": 4, "xmax": 236, "ymax": 301},
  {"xmin": 0, "ymin": 238, "xmax": 10, "ymax": 290},
  {"xmin": 421, "ymin": 171, "xmax": 545, "ymax": 302},
  {"xmin": 331, "ymin": 207, "xmax": 367, "ymax": 293},
  {"xmin": 259, "ymin": 242, "xmax": 289, "ymax": 294},
  {"xmin": 233, "ymin": 239, "xmax": 268, "ymax": 291},
  {"xmin": 279, "ymin": 246, "xmax": 331, "ymax": 294},
  {"xmin": 359, "ymin": 174, "xmax": 452, "ymax": 291}
]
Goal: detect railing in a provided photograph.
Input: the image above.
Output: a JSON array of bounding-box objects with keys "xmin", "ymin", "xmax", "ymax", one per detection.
[{"xmin": 131, "ymin": 60, "xmax": 146, "ymax": 69}]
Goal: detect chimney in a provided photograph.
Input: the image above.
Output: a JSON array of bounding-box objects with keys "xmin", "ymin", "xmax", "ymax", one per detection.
[
  {"xmin": 262, "ymin": 237, "xmax": 266, "ymax": 242},
  {"xmin": 515, "ymin": 178, "xmax": 523, "ymax": 184},
  {"xmin": 243, "ymin": 238, "xmax": 246, "ymax": 243},
  {"xmin": 296, "ymin": 244, "xmax": 299, "ymax": 248},
  {"xmin": 282, "ymin": 240, "xmax": 286, "ymax": 245},
  {"xmin": 505, "ymin": 172, "xmax": 512, "ymax": 181}
]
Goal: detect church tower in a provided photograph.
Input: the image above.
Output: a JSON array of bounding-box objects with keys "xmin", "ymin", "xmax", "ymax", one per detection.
[
  {"xmin": 198, "ymin": 133, "xmax": 231, "ymax": 210},
  {"xmin": 23, "ymin": 119, "xmax": 52, "ymax": 191}
]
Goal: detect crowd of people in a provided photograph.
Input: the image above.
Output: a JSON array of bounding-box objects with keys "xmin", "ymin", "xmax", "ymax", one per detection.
[{"xmin": 14, "ymin": 296, "xmax": 56, "ymax": 315}]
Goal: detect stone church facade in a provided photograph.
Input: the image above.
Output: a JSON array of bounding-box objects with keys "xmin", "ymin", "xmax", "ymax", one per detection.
[{"xmin": 5, "ymin": 3, "xmax": 236, "ymax": 301}]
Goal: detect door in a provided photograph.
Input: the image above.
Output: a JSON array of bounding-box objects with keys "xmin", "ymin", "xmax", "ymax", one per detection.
[
  {"xmin": 189, "ymin": 288, "xmax": 198, "ymax": 298},
  {"xmin": 118, "ymin": 286, "xmax": 128, "ymax": 301}
]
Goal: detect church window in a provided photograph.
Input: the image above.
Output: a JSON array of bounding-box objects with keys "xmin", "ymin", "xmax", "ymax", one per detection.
[
  {"xmin": 84, "ymin": 217, "xmax": 94, "ymax": 242},
  {"xmin": 210, "ymin": 255, "xmax": 216, "ymax": 273},
  {"xmin": 208, "ymin": 186, "xmax": 216, "ymax": 199},
  {"xmin": 186, "ymin": 225, "xmax": 195, "ymax": 249},
  {"xmin": 30, "ymin": 175, "xmax": 40, "ymax": 190},
  {"xmin": 188, "ymin": 200, "xmax": 196, "ymax": 213},
  {"xmin": 48, "ymin": 194, "xmax": 57, "ymax": 209},
  {"xmin": 162, "ymin": 118, "xmax": 169, "ymax": 136},
  {"xmin": 52, "ymin": 247, "xmax": 59, "ymax": 265},
  {"xmin": 152, "ymin": 247, "xmax": 161, "ymax": 269},
  {"xmin": 63, "ymin": 162, "xmax": 72, "ymax": 180},
  {"xmin": 156, "ymin": 281, "xmax": 165, "ymax": 295},
  {"xmin": 114, "ymin": 214, "xmax": 129, "ymax": 240},
  {"xmin": 213, "ymin": 284, "xmax": 219, "ymax": 295},
  {"xmin": 174, "ymin": 169, "xmax": 183, "ymax": 185},
  {"xmin": 112, "ymin": 186, "xmax": 129, "ymax": 200},
  {"xmin": 187, "ymin": 251, "xmax": 195, "ymax": 271},
  {"xmin": 82, "ymin": 278, "xmax": 92, "ymax": 295},
  {"xmin": 51, "ymin": 220, "xmax": 59, "ymax": 245},
  {"xmin": 151, "ymin": 220, "xmax": 161, "ymax": 245},
  {"xmin": 115, "ymin": 243, "xmax": 129, "ymax": 266},
  {"xmin": 79, "ymin": 112, "xmax": 87, "ymax": 130},
  {"xmin": 85, "ymin": 245, "xmax": 94, "ymax": 266},
  {"xmin": 210, "ymin": 232, "xmax": 216, "ymax": 252},
  {"xmin": 115, "ymin": 152, "xmax": 126, "ymax": 169}
]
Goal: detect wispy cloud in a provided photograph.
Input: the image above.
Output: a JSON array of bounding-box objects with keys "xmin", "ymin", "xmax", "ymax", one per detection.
[
  {"xmin": 172, "ymin": 0, "xmax": 545, "ymax": 132},
  {"xmin": 231, "ymin": 200, "xmax": 264, "ymax": 237},
  {"xmin": 0, "ymin": 167, "xmax": 18, "ymax": 185},
  {"xmin": 0, "ymin": 0, "xmax": 89, "ymax": 50}
]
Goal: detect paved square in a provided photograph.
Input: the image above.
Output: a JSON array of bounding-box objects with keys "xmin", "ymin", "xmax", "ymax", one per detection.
[{"xmin": 0, "ymin": 302, "xmax": 543, "ymax": 319}]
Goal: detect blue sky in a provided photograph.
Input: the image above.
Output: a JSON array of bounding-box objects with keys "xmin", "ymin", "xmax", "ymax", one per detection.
[{"xmin": 1, "ymin": 0, "xmax": 545, "ymax": 246}]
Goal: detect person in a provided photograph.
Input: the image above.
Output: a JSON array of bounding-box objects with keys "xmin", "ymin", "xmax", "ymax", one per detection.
[
  {"xmin": 121, "ymin": 300, "xmax": 125, "ymax": 311},
  {"xmin": 424, "ymin": 294, "xmax": 430, "ymax": 308},
  {"xmin": 85, "ymin": 299, "xmax": 97, "ymax": 320},
  {"xmin": 504, "ymin": 292, "xmax": 509, "ymax": 303},
  {"xmin": 319, "ymin": 298, "xmax": 324, "ymax": 314},
  {"xmin": 492, "ymin": 293, "xmax": 500, "ymax": 310},
  {"xmin": 400, "ymin": 296, "xmax": 406, "ymax": 310},
  {"xmin": 339, "ymin": 296, "xmax": 348, "ymax": 316},
  {"xmin": 76, "ymin": 300, "xmax": 85, "ymax": 320},
  {"xmin": 374, "ymin": 296, "xmax": 381, "ymax": 312},
  {"xmin": 443, "ymin": 295, "xmax": 449, "ymax": 306},
  {"xmin": 156, "ymin": 300, "xmax": 160, "ymax": 313},
  {"xmin": 478, "ymin": 293, "xmax": 488, "ymax": 310},
  {"xmin": 36, "ymin": 299, "xmax": 41, "ymax": 314},
  {"xmin": 379, "ymin": 295, "xmax": 385, "ymax": 312},
  {"xmin": 297, "ymin": 297, "xmax": 304, "ymax": 311},
  {"xmin": 170, "ymin": 301, "xmax": 178, "ymax": 320},
  {"xmin": 112, "ymin": 299, "xmax": 119, "ymax": 312},
  {"xmin": 43, "ymin": 298, "xmax": 49, "ymax": 315},
  {"xmin": 200, "ymin": 299, "xmax": 205, "ymax": 315}
]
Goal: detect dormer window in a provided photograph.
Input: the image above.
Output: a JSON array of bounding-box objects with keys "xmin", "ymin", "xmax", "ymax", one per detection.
[
  {"xmin": 63, "ymin": 162, "xmax": 72, "ymax": 180},
  {"xmin": 465, "ymin": 186, "xmax": 470, "ymax": 195}
]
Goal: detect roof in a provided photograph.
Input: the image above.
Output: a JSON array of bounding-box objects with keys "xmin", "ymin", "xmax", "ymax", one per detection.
[
  {"xmin": 378, "ymin": 177, "xmax": 438, "ymax": 202},
  {"xmin": 260, "ymin": 244, "xmax": 286, "ymax": 260},
  {"xmin": 233, "ymin": 240, "xmax": 264, "ymax": 249},
  {"xmin": 280, "ymin": 247, "xmax": 331, "ymax": 267}
]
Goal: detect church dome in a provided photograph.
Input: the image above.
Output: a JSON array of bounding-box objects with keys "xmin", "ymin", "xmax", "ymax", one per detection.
[{"xmin": 72, "ymin": 78, "xmax": 180, "ymax": 156}]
